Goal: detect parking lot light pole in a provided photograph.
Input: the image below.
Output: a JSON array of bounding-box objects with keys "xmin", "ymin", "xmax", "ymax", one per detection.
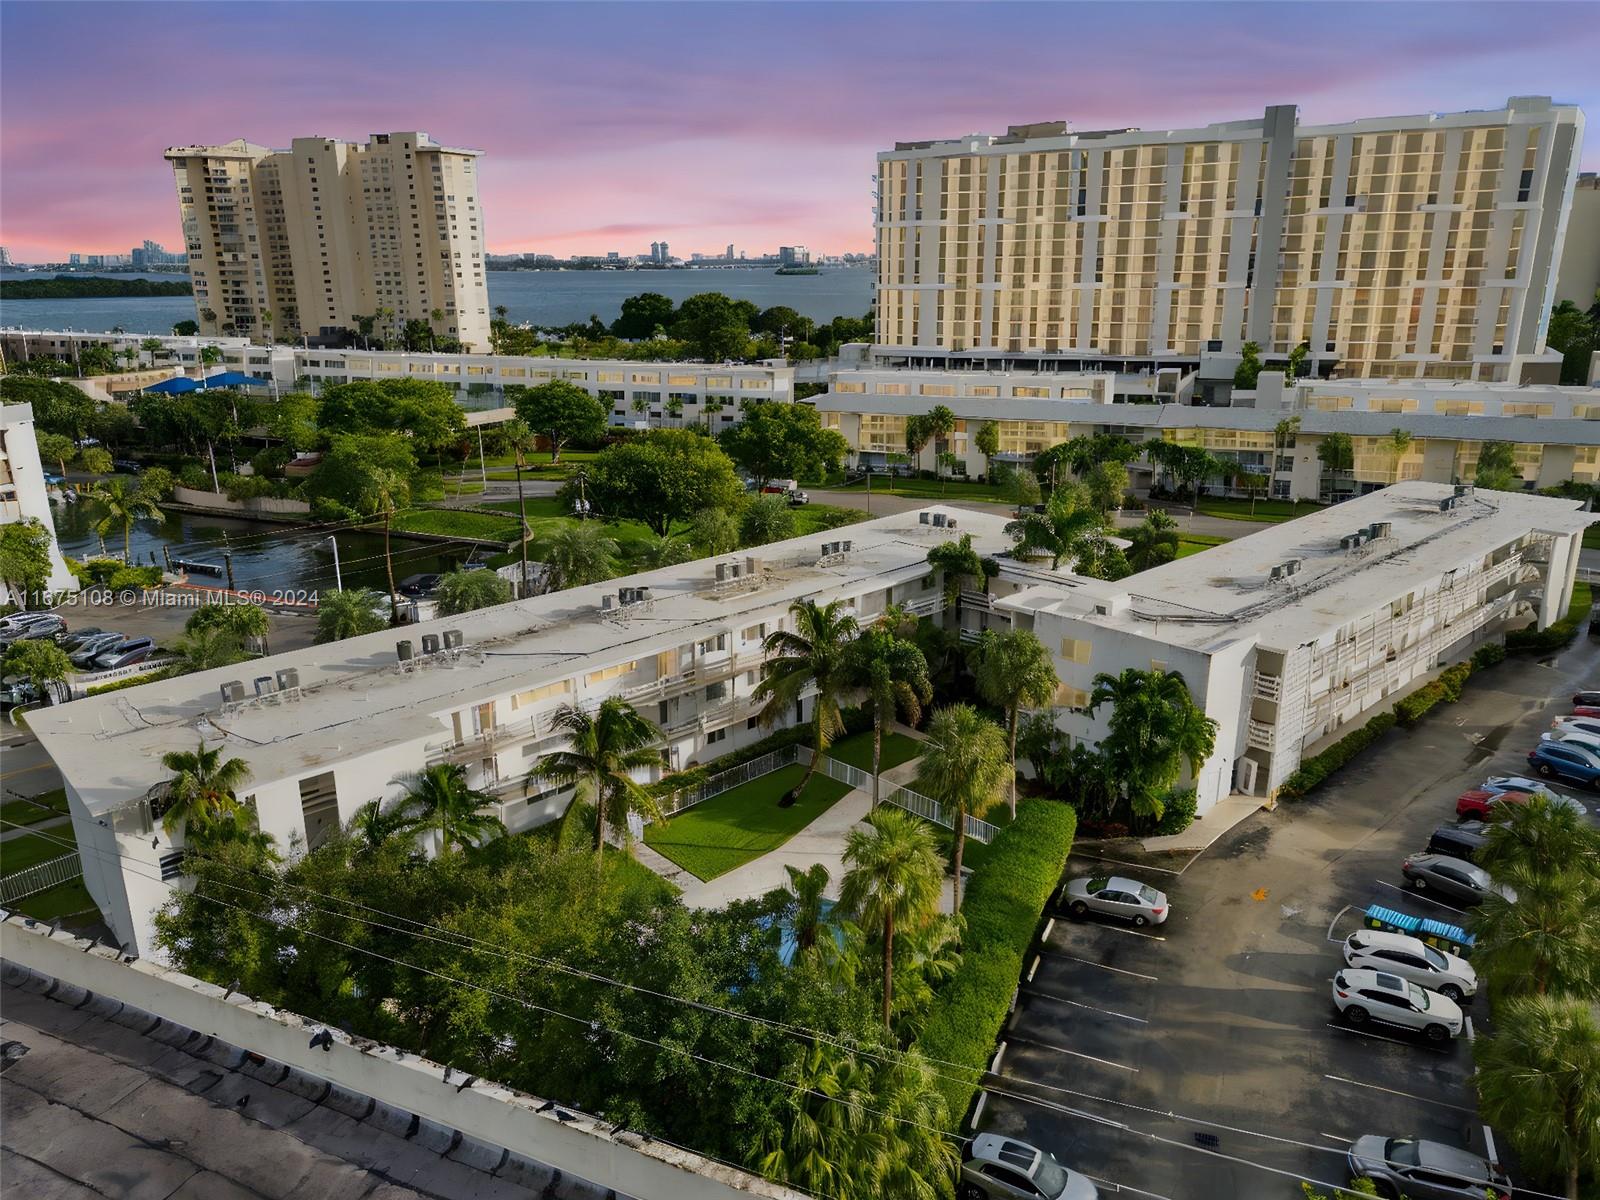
[{"xmin": 327, "ymin": 535, "xmax": 342, "ymax": 591}]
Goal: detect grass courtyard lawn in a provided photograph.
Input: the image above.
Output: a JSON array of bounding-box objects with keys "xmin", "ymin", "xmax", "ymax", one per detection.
[
  {"xmin": 1585, "ymin": 525, "xmax": 1600, "ymax": 551},
  {"xmin": 642, "ymin": 764, "xmax": 852, "ymax": 881},
  {"xmin": 931, "ymin": 802, "xmax": 1016, "ymax": 877},
  {"xmin": 829, "ymin": 476, "xmax": 1012, "ymax": 504},
  {"xmin": 9, "ymin": 877, "xmax": 98, "ymax": 924},
  {"xmin": 1188, "ymin": 497, "xmax": 1326, "ymax": 523},
  {"xmin": 827, "ymin": 730, "xmax": 923, "ymax": 774},
  {"xmin": 1176, "ymin": 533, "xmax": 1230, "ymax": 559},
  {"xmin": 1, "ymin": 828, "xmax": 78, "ymax": 876},
  {"xmin": 391, "ymin": 507, "xmax": 523, "ymax": 543},
  {"xmin": 790, "ymin": 504, "xmax": 869, "ymax": 536},
  {"xmin": 0, "ymin": 787, "xmax": 69, "ymax": 829}
]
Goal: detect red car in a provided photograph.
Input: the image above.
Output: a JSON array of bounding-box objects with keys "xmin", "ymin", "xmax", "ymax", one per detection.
[
  {"xmin": 1455, "ymin": 788, "xmax": 1533, "ymax": 819},
  {"xmin": 1572, "ymin": 705, "xmax": 1600, "ymax": 719}
]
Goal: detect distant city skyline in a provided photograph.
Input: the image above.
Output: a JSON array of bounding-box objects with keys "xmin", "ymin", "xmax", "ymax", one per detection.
[{"xmin": 2, "ymin": 1, "xmax": 1598, "ymax": 263}]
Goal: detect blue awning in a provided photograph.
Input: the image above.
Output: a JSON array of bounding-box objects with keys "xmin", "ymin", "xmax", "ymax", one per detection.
[
  {"xmin": 202, "ymin": 371, "xmax": 271, "ymax": 388},
  {"xmin": 142, "ymin": 376, "xmax": 200, "ymax": 394}
]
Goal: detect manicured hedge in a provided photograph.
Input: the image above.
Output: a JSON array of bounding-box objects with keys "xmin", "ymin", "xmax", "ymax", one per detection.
[
  {"xmin": 1394, "ymin": 661, "xmax": 1474, "ymax": 726},
  {"xmin": 1278, "ymin": 711, "xmax": 1396, "ymax": 799},
  {"xmin": 917, "ymin": 800, "xmax": 1077, "ymax": 1120},
  {"xmin": 1505, "ymin": 581, "xmax": 1592, "ymax": 655}
]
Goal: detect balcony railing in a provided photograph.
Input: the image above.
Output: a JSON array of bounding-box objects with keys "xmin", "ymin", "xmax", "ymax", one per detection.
[
  {"xmin": 1247, "ymin": 720, "xmax": 1276, "ymax": 751},
  {"xmin": 1252, "ymin": 672, "xmax": 1282, "ymax": 701}
]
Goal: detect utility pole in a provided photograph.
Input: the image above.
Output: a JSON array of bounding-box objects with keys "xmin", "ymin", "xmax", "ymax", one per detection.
[
  {"xmin": 327, "ymin": 535, "xmax": 342, "ymax": 591},
  {"xmin": 223, "ymin": 551, "xmax": 236, "ymax": 592}
]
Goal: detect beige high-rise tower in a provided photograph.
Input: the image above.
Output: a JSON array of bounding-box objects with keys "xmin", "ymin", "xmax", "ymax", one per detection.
[
  {"xmin": 876, "ymin": 97, "xmax": 1584, "ymax": 386},
  {"xmin": 165, "ymin": 132, "xmax": 489, "ymax": 350}
]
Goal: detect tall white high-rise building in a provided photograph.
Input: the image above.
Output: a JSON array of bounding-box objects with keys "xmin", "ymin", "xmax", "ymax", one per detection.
[
  {"xmin": 165, "ymin": 132, "xmax": 490, "ymax": 350},
  {"xmin": 876, "ymin": 97, "xmax": 1584, "ymax": 385}
]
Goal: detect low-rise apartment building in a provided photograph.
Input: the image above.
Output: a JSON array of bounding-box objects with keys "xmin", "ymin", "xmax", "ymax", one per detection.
[
  {"xmin": 0, "ymin": 402, "xmax": 78, "ymax": 604},
  {"xmin": 973, "ymin": 483, "xmax": 1592, "ymax": 812},
  {"xmin": 28, "ymin": 507, "xmax": 1011, "ymax": 960}
]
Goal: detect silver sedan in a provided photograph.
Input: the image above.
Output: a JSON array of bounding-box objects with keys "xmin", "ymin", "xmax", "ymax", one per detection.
[{"xmin": 1063, "ymin": 875, "xmax": 1169, "ymax": 926}]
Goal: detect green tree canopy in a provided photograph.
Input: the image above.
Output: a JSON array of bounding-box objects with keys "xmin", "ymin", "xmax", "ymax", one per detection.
[
  {"xmin": 263, "ymin": 393, "xmax": 320, "ymax": 449},
  {"xmin": 718, "ymin": 400, "xmax": 849, "ymax": 487},
  {"xmin": 305, "ymin": 433, "xmax": 418, "ymax": 514},
  {"xmin": 1547, "ymin": 296, "xmax": 1598, "ymax": 386},
  {"xmin": 2, "ymin": 638, "xmax": 72, "ymax": 692},
  {"xmin": 687, "ymin": 507, "xmax": 740, "ymax": 557},
  {"xmin": 610, "ymin": 292, "xmax": 677, "ymax": 340},
  {"xmin": 1089, "ymin": 668, "xmax": 1218, "ymax": 830},
  {"xmin": 156, "ymin": 739, "xmax": 252, "ymax": 837},
  {"xmin": 510, "ymin": 380, "xmax": 608, "ymax": 462},
  {"xmin": 739, "ymin": 493, "xmax": 797, "ymax": 547},
  {"xmin": 0, "ymin": 518, "xmax": 55, "ymax": 607},
  {"xmin": 838, "ymin": 807, "xmax": 944, "ymax": 1027},
  {"xmin": 0, "ymin": 375, "xmax": 96, "ymax": 439},
  {"xmin": 968, "ymin": 628, "xmax": 1059, "ymax": 817},
  {"xmin": 671, "ymin": 292, "xmax": 751, "ymax": 361},
  {"xmin": 756, "ymin": 598, "xmax": 860, "ymax": 797},
  {"xmin": 528, "ymin": 698, "xmax": 663, "ymax": 858},
  {"xmin": 1004, "ymin": 486, "xmax": 1102, "ymax": 571},
  {"xmin": 434, "ymin": 569, "xmax": 513, "ymax": 615},
  {"xmin": 540, "ymin": 522, "xmax": 620, "ymax": 589},
  {"xmin": 1316, "ymin": 431, "xmax": 1354, "ymax": 474},
  {"xmin": 1233, "ymin": 340, "xmax": 1263, "ymax": 389},
  {"xmin": 914, "ymin": 703, "xmax": 1009, "ymax": 910},
  {"xmin": 316, "ymin": 379, "xmax": 465, "ymax": 458},
  {"xmin": 91, "ymin": 476, "xmax": 162, "ymax": 560},
  {"xmin": 844, "ymin": 625, "xmax": 931, "ymax": 807},
  {"xmin": 314, "ymin": 588, "xmax": 388, "ymax": 643},
  {"xmin": 1474, "ymin": 440, "xmax": 1521, "ymax": 491},
  {"xmin": 587, "ymin": 429, "xmax": 742, "ymax": 536},
  {"xmin": 1126, "ymin": 509, "xmax": 1180, "ymax": 572},
  {"xmin": 399, "ymin": 763, "xmax": 506, "ymax": 855}
]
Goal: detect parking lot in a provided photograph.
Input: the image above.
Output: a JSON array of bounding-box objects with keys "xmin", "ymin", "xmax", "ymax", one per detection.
[{"xmin": 977, "ymin": 633, "xmax": 1600, "ymax": 1199}]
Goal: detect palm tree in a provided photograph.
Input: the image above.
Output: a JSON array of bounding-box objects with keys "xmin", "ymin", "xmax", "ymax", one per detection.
[
  {"xmin": 176, "ymin": 625, "xmax": 250, "ymax": 673},
  {"xmin": 527, "ymin": 699, "xmax": 662, "ymax": 860},
  {"xmin": 1472, "ymin": 867, "xmax": 1599, "ymax": 997},
  {"xmin": 1089, "ymin": 668, "xmax": 1217, "ymax": 830},
  {"xmin": 1125, "ymin": 509, "xmax": 1181, "ymax": 572},
  {"xmin": 968, "ymin": 629, "xmax": 1059, "ymax": 817},
  {"xmin": 399, "ymin": 763, "xmax": 506, "ymax": 855},
  {"xmin": 347, "ymin": 799, "xmax": 413, "ymax": 855},
  {"xmin": 1382, "ymin": 427, "xmax": 1413, "ymax": 485},
  {"xmin": 542, "ymin": 522, "xmax": 620, "ymax": 589},
  {"xmin": 780, "ymin": 863, "xmax": 831, "ymax": 960},
  {"xmin": 429, "ymin": 307, "xmax": 444, "ymax": 352},
  {"xmin": 356, "ymin": 467, "xmax": 408, "ymax": 622},
  {"xmin": 913, "ymin": 704, "xmax": 1009, "ymax": 910},
  {"xmin": 314, "ymin": 588, "xmax": 387, "ymax": 644},
  {"xmin": 1478, "ymin": 793, "xmax": 1600, "ymax": 883},
  {"xmin": 1004, "ymin": 487, "xmax": 1102, "ymax": 570},
  {"xmin": 844, "ymin": 626, "xmax": 931, "ymax": 808},
  {"xmin": 259, "ymin": 310, "xmax": 274, "ymax": 344},
  {"xmin": 91, "ymin": 476, "xmax": 163, "ymax": 560},
  {"xmin": 756, "ymin": 599, "xmax": 860, "ymax": 801},
  {"xmin": 838, "ymin": 807, "xmax": 944, "ymax": 1027},
  {"xmin": 156, "ymin": 740, "xmax": 252, "ymax": 837},
  {"xmin": 1474, "ymin": 994, "xmax": 1600, "ymax": 1199},
  {"xmin": 634, "ymin": 533, "xmax": 694, "ymax": 569},
  {"xmin": 140, "ymin": 337, "xmax": 164, "ymax": 365}
]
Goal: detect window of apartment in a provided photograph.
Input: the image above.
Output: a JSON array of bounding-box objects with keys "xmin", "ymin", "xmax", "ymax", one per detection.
[
  {"xmin": 742, "ymin": 622, "xmax": 766, "ymax": 642},
  {"xmin": 584, "ymin": 661, "xmax": 637, "ymax": 686},
  {"xmin": 512, "ymin": 679, "xmax": 571, "ymax": 709},
  {"xmin": 697, "ymin": 634, "xmax": 728, "ymax": 655},
  {"xmin": 1055, "ymin": 684, "xmax": 1090, "ymax": 709},
  {"xmin": 706, "ymin": 727, "xmax": 728, "ymax": 745},
  {"xmin": 1059, "ymin": 637, "xmax": 1093, "ymax": 664},
  {"xmin": 835, "ymin": 381, "xmax": 866, "ymax": 393}
]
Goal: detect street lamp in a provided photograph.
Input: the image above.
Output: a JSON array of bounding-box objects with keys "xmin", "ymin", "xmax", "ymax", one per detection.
[{"xmin": 327, "ymin": 535, "xmax": 342, "ymax": 591}]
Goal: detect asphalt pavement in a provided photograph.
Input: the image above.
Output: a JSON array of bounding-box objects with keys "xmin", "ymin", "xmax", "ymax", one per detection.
[{"xmin": 976, "ymin": 631, "xmax": 1600, "ymax": 1200}]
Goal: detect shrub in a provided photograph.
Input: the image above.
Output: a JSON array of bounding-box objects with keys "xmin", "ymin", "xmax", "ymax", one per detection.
[
  {"xmin": 1278, "ymin": 712, "xmax": 1395, "ymax": 799},
  {"xmin": 177, "ymin": 462, "xmax": 208, "ymax": 489},
  {"xmin": 107, "ymin": 565, "xmax": 163, "ymax": 591},
  {"xmin": 85, "ymin": 665, "xmax": 181, "ymax": 695},
  {"xmin": 917, "ymin": 801, "xmax": 1076, "ymax": 1119},
  {"xmin": 1394, "ymin": 681, "xmax": 1448, "ymax": 725},
  {"xmin": 1437, "ymin": 661, "xmax": 1472, "ymax": 702},
  {"xmin": 1471, "ymin": 642, "xmax": 1506, "ymax": 670},
  {"xmin": 1505, "ymin": 581, "xmax": 1592, "ymax": 655},
  {"xmin": 1153, "ymin": 788, "xmax": 1198, "ymax": 836}
]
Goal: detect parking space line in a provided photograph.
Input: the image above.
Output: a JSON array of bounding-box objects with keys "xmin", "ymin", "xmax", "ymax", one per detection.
[
  {"xmin": 1086, "ymin": 1174, "xmax": 1176, "ymax": 1200},
  {"xmin": 1021, "ymin": 986, "xmax": 1149, "ymax": 1024},
  {"xmin": 1374, "ymin": 880, "xmax": 1468, "ymax": 916},
  {"xmin": 1322, "ymin": 1075, "xmax": 1475, "ymax": 1114},
  {"xmin": 1069, "ymin": 852, "xmax": 1184, "ymax": 877},
  {"xmin": 1318, "ymin": 1132, "xmax": 1353, "ymax": 1145},
  {"xmin": 1324, "ymin": 1022, "xmax": 1454, "ymax": 1055},
  {"xmin": 1083, "ymin": 921, "xmax": 1167, "ymax": 942},
  {"xmin": 1003, "ymin": 1035, "xmax": 1140, "ymax": 1074},
  {"xmin": 1043, "ymin": 951, "xmax": 1158, "ymax": 982}
]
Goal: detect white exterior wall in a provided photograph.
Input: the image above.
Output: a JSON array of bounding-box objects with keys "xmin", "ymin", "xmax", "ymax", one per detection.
[{"xmin": 0, "ymin": 402, "xmax": 78, "ymax": 602}]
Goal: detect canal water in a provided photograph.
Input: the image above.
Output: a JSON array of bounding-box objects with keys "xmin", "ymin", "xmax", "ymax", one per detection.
[{"xmin": 50, "ymin": 499, "xmax": 474, "ymax": 598}]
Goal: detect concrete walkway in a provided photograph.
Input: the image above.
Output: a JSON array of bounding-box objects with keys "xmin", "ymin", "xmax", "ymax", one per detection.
[
  {"xmin": 0, "ymin": 814, "xmax": 70, "ymax": 844},
  {"xmin": 1139, "ymin": 792, "xmax": 1267, "ymax": 854}
]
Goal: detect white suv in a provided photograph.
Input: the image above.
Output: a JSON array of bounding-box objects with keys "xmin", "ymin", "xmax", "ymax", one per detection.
[
  {"xmin": 1331, "ymin": 968, "xmax": 1464, "ymax": 1043},
  {"xmin": 1342, "ymin": 931, "xmax": 1477, "ymax": 1002}
]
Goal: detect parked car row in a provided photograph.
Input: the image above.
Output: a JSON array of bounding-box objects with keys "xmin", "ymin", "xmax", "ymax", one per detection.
[
  {"xmin": 0, "ymin": 611, "xmax": 68, "ymax": 646},
  {"xmin": 1524, "ymin": 690, "xmax": 1600, "ymax": 789},
  {"xmin": 0, "ymin": 614, "xmax": 155, "ymax": 672}
]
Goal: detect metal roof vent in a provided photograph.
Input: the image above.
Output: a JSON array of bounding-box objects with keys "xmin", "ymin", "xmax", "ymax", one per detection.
[
  {"xmin": 421, "ymin": 633, "xmax": 441, "ymax": 656},
  {"xmin": 220, "ymin": 680, "xmax": 246, "ymax": 705},
  {"xmin": 276, "ymin": 668, "xmax": 300, "ymax": 692},
  {"xmin": 442, "ymin": 629, "xmax": 464, "ymax": 649}
]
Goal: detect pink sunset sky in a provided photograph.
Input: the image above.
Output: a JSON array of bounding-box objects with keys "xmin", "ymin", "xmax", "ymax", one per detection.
[{"xmin": 2, "ymin": 0, "xmax": 1597, "ymax": 264}]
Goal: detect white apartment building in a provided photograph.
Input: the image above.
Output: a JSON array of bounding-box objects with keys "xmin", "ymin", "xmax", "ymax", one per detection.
[
  {"xmin": 29, "ymin": 508, "xmax": 1012, "ymax": 959},
  {"xmin": 877, "ymin": 97, "xmax": 1584, "ymax": 384},
  {"xmin": 971, "ymin": 483, "xmax": 1592, "ymax": 812},
  {"xmin": 0, "ymin": 403, "xmax": 78, "ymax": 605},
  {"xmin": 1555, "ymin": 173, "xmax": 1600, "ymax": 306},
  {"xmin": 165, "ymin": 132, "xmax": 490, "ymax": 350},
  {"xmin": 811, "ymin": 369, "xmax": 1600, "ymax": 496}
]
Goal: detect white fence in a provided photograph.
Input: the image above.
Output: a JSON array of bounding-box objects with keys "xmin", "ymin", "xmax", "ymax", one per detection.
[
  {"xmin": 800, "ymin": 747, "xmax": 1000, "ymax": 845},
  {"xmin": 0, "ymin": 851, "xmax": 82, "ymax": 903},
  {"xmin": 652, "ymin": 745, "xmax": 801, "ymax": 821}
]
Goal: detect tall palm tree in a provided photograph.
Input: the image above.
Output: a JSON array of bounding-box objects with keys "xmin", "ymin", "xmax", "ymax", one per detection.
[
  {"xmin": 157, "ymin": 740, "xmax": 252, "ymax": 837},
  {"xmin": 968, "ymin": 628, "xmax": 1059, "ymax": 817},
  {"xmin": 780, "ymin": 863, "xmax": 831, "ymax": 960},
  {"xmin": 527, "ymin": 699, "xmax": 662, "ymax": 859},
  {"xmin": 542, "ymin": 523, "xmax": 620, "ymax": 589},
  {"xmin": 347, "ymin": 799, "xmax": 413, "ymax": 855},
  {"xmin": 634, "ymin": 533, "xmax": 694, "ymax": 569},
  {"xmin": 1478, "ymin": 793, "xmax": 1600, "ymax": 883},
  {"xmin": 756, "ymin": 599, "xmax": 860, "ymax": 801},
  {"xmin": 92, "ymin": 476, "xmax": 163, "ymax": 561},
  {"xmin": 1474, "ymin": 994, "xmax": 1600, "ymax": 1200},
  {"xmin": 1004, "ymin": 487, "xmax": 1102, "ymax": 570},
  {"xmin": 314, "ymin": 588, "xmax": 387, "ymax": 644},
  {"xmin": 399, "ymin": 763, "xmax": 506, "ymax": 855},
  {"xmin": 176, "ymin": 625, "xmax": 250, "ymax": 673},
  {"xmin": 1125, "ymin": 509, "xmax": 1181, "ymax": 572},
  {"xmin": 356, "ymin": 466, "xmax": 408, "ymax": 622},
  {"xmin": 1383, "ymin": 427, "xmax": 1413, "ymax": 485},
  {"xmin": 913, "ymin": 704, "xmax": 1009, "ymax": 911},
  {"xmin": 1089, "ymin": 668, "xmax": 1216, "ymax": 830},
  {"xmin": 844, "ymin": 626, "xmax": 931, "ymax": 808},
  {"xmin": 1472, "ymin": 867, "xmax": 1599, "ymax": 997},
  {"xmin": 838, "ymin": 807, "xmax": 943, "ymax": 1027},
  {"xmin": 498, "ymin": 417, "xmax": 538, "ymax": 592}
]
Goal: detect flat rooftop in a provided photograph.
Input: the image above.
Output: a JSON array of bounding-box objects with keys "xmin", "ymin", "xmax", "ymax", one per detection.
[
  {"xmin": 1000, "ymin": 483, "xmax": 1594, "ymax": 653},
  {"xmin": 29, "ymin": 509, "xmax": 1013, "ymax": 814}
]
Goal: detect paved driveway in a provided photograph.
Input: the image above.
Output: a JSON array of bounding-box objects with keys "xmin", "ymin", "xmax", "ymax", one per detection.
[{"xmin": 977, "ymin": 632, "xmax": 1599, "ymax": 1199}]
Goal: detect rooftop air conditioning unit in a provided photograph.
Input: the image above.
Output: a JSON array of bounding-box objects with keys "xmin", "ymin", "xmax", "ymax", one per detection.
[
  {"xmin": 840, "ymin": 541, "xmax": 852, "ymax": 554},
  {"xmin": 1285, "ymin": 559, "xmax": 1302, "ymax": 576},
  {"xmin": 636, "ymin": 587, "xmax": 653, "ymax": 603},
  {"xmin": 254, "ymin": 676, "xmax": 278, "ymax": 697},
  {"xmin": 397, "ymin": 640, "xmax": 415, "ymax": 662},
  {"xmin": 220, "ymin": 680, "xmax": 246, "ymax": 705},
  {"xmin": 443, "ymin": 629, "xmax": 464, "ymax": 650},
  {"xmin": 919, "ymin": 512, "xmax": 931, "ymax": 525},
  {"xmin": 1339, "ymin": 535, "xmax": 1357, "ymax": 550},
  {"xmin": 1368, "ymin": 521, "xmax": 1392, "ymax": 540},
  {"xmin": 421, "ymin": 633, "xmax": 441, "ymax": 655},
  {"xmin": 946, "ymin": 519, "xmax": 958, "ymax": 530},
  {"xmin": 276, "ymin": 668, "xmax": 300, "ymax": 692},
  {"xmin": 745, "ymin": 557, "xmax": 760, "ymax": 575},
  {"xmin": 1270, "ymin": 564, "xmax": 1286, "ymax": 580},
  {"xmin": 715, "ymin": 563, "xmax": 728, "ymax": 582},
  {"xmin": 1453, "ymin": 484, "xmax": 1472, "ymax": 497},
  {"xmin": 932, "ymin": 513, "xmax": 947, "ymax": 528},
  {"xmin": 619, "ymin": 588, "xmax": 637, "ymax": 605},
  {"xmin": 1439, "ymin": 497, "xmax": 1456, "ymax": 513}
]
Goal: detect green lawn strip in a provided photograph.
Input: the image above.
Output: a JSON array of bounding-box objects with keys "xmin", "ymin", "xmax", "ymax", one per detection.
[
  {"xmin": 826, "ymin": 730, "xmax": 922, "ymax": 774},
  {"xmin": 10, "ymin": 878, "xmax": 97, "ymax": 923},
  {"xmin": 829, "ymin": 478, "xmax": 1011, "ymax": 503},
  {"xmin": 391, "ymin": 507, "xmax": 522, "ymax": 542},
  {"xmin": 1, "ymin": 828, "xmax": 79, "ymax": 876},
  {"xmin": 0, "ymin": 788, "xmax": 69, "ymax": 829},
  {"xmin": 642, "ymin": 764, "xmax": 852, "ymax": 881},
  {"xmin": 790, "ymin": 505, "xmax": 870, "ymax": 536},
  {"xmin": 1176, "ymin": 534, "xmax": 1230, "ymax": 558},
  {"xmin": 1190, "ymin": 497, "xmax": 1325, "ymax": 523},
  {"xmin": 1584, "ymin": 524, "xmax": 1599, "ymax": 551}
]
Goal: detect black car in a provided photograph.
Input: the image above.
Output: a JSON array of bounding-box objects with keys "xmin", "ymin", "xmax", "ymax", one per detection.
[
  {"xmin": 1575, "ymin": 690, "xmax": 1600, "ymax": 707},
  {"xmin": 398, "ymin": 573, "xmax": 442, "ymax": 597},
  {"xmin": 1426, "ymin": 821, "xmax": 1489, "ymax": 864},
  {"xmin": 112, "ymin": 459, "xmax": 142, "ymax": 474}
]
